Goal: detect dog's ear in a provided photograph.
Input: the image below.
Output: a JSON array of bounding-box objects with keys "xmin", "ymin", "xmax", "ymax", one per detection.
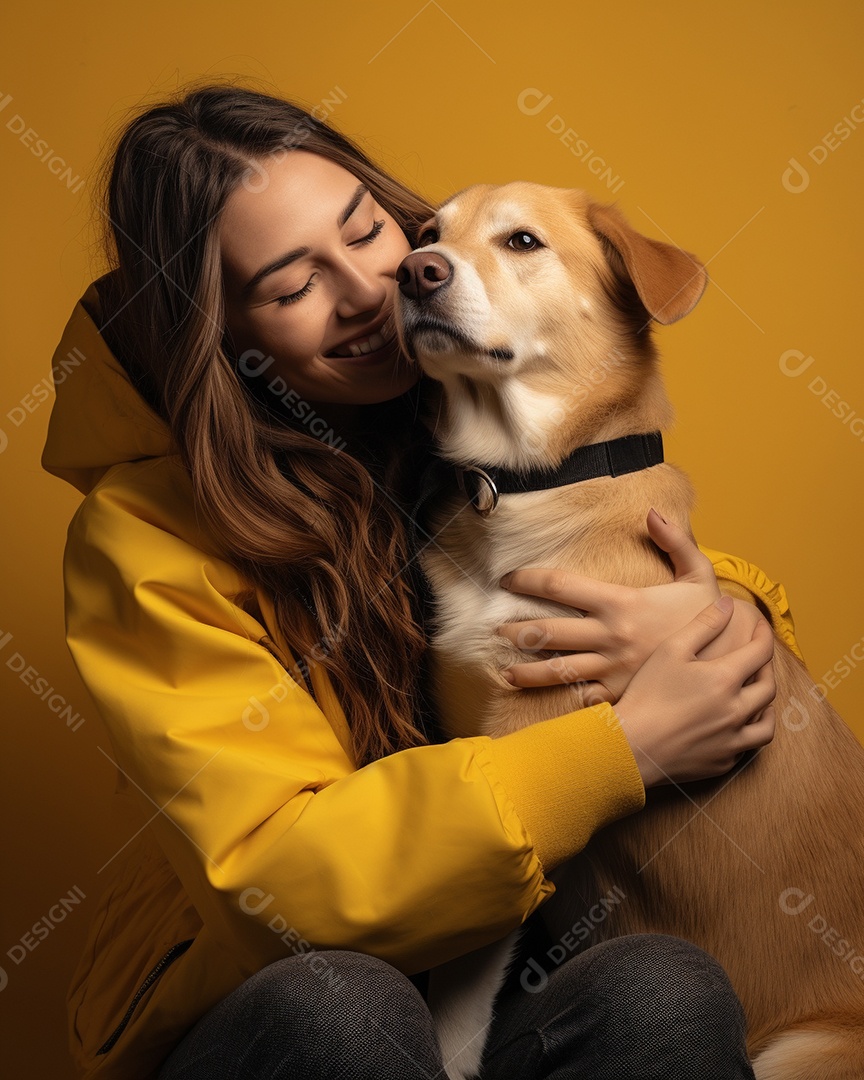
[{"xmin": 587, "ymin": 201, "xmax": 707, "ymax": 325}]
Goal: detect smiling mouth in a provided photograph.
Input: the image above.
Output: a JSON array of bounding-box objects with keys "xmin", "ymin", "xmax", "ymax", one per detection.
[
  {"xmin": 325, "ymin": 316, "xmax": 397, "ymax": 359},
  {"xmin": 326, "ymin": 329, "xmax": 391, "ymax": 358}
]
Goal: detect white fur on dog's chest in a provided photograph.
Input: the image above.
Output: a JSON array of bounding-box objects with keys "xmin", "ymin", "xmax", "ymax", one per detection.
[
  {"xmin": 420, "ymin": 493, "xmax": 588, "ymax": 667},
  {"xmin": 429, "ymin": 565, "xmax": 579, "ymax": 664}
]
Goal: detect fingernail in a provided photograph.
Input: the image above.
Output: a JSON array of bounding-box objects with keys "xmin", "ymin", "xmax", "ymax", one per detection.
[
  {"xmin": 501, "ymin": 669, "xmax": 515, "ymax": 683},
  {"xmin": 715, "ymin": 595, "xmax": 734, "ymax": 613},
  {"xmin": 500, "ymin": 573, "xmax": 513, "ymax": 589},
  {"xmin": 650, "ymin": 506, "xmax": 669, "ymax": 524}
]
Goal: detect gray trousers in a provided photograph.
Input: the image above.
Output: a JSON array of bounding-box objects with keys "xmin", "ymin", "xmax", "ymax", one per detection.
[{"xmin": 156, "ymin": 923, "xmax": 756, "ymax": 1079}]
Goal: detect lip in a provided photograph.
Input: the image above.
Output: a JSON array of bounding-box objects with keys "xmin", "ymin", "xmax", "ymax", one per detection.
[{"xmin": 325, "ymin": 315, "xmax": 395, "ymax": 360}]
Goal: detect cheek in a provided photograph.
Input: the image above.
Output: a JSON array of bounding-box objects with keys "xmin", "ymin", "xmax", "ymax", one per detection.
[{"xmin": 232, "ymin": 304, "xmax": 326, "ymax": 367}]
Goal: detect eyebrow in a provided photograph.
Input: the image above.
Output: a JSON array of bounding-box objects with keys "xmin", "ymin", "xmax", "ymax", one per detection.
[
  {"xmin": 241, "ymin": 183, "xmax": 370, "ymax": 296},
  {"xmin": 337, "ymin": 182, "xmax": 370, "ymax": 227}
]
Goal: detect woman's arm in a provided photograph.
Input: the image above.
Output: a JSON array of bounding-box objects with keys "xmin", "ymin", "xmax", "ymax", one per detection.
[
  {"xmin": 65, "ymin": 464, "xmax": 775, "ymax": 978},
  {"xmin": 63, "ymin": 460, "xmax": 649, "ymax": 979}
]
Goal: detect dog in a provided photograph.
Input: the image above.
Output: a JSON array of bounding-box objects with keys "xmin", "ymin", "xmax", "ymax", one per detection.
[{"xmin": 393, "ymin": 182, "xmax": 864, "ymax": 1080}]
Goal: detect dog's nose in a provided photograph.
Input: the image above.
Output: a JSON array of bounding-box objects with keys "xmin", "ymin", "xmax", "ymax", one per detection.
[{"xmin": 397, "ymin": 251, "xmax": 452, "ymax": 300}]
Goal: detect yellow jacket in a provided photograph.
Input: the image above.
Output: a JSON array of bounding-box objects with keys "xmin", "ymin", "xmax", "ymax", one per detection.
[{"xmin": 42, "ymin": 283, "xmax": 803, "ymax": 1080}]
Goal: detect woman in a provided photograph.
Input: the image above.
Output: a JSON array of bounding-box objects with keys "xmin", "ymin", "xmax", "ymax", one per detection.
[{"xmin": 42, "ymin": 83, "xmax": 791, "ymax": 1079}]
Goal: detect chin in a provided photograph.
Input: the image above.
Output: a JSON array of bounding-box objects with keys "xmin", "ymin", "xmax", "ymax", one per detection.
[{"xmin": 361, "ymin": 366, "xmax": 421, "ymax": 405}]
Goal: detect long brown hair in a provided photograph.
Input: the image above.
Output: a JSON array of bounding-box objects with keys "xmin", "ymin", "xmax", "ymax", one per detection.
[{"xmin": 95, "ymin": 81, "xmax": 440, "ymax": 767}]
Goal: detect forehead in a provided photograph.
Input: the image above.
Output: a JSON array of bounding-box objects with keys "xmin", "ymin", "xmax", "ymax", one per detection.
[
  {"xmin": 434, "ymin": 182, "xmax": 590, "ymax": 237},
  {"xmin": 219, "ymin": 151, "xmax": 367, "ymax": 274},
  {"xmin": 221, "ymin": 152, "xmax": 363, "ymax": 242},
  {"xmin": 437, "ymin": 197, "xmax": 526, "ymax": 233}
]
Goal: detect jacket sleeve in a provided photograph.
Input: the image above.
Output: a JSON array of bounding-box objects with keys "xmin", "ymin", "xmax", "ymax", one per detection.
[
  {"xmin": 699, "ymin": 543, "xmax": 804, "ymax": 663},
  {"xmin": 63, "ymin": 462, "xmax": 647, "ymax": 978}
]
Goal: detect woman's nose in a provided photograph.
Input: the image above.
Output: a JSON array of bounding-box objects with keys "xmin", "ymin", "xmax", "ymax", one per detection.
[{"xmin": 334, "ymin": 261, "xmax": 388, "ymax": 318}]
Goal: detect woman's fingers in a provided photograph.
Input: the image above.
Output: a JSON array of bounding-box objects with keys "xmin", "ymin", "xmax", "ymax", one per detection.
[
  {"xmin": 646, "ymin": 508, "xmax": 716, "ymax": 585},
  {"xmin": 661, "ymin": 594, "xmax": 738, "ymax": 659},
  {"xmin": 658, "ymin": 594, "xmax": 775, "ymax": 697},
  {"xmin": 501, "ymin": 651, "xmax": 610, "ymax": 688},
  {"xmin": 612, "ymin": 596, "xmax": 778, "ymax": 787},
  {"xmin": 495, "ymin": 614, "xmax": 603, "ymax": 653},
  {"xmin": 499, "ymin": 567, "xmax": 623, "ymax": 615},
  {"xmin": 496, "ymin": 579, "xmax": 737, "ymax": 689},
  {"xmin": 697, "ymin": 598, "xmax": 766, "ymax": 664},
  {"xmin": 737, "ymin": 705, "xmax": 776, "ymax": 752},
  {"xmin": 495, "ymin": 544, "xmax": 764, "ymax": 697},
  {"xmin": 718, "ymin": 613, "xmax": 777, "ymax": 686},
  {"xmin": 736, "ymin": 646, "xmax": 777, "ymax": 720}
]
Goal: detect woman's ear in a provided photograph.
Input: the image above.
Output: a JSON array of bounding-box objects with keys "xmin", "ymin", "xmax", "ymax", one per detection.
[{"xmin": 587, "ymin": 200, "xmax": 708, "ymax": 324}]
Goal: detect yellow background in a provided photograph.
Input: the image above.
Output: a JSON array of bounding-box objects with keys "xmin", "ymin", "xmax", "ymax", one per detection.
[{"xmin": 2, "ymin": 1, "xmax": 862, "ymax": 1073}]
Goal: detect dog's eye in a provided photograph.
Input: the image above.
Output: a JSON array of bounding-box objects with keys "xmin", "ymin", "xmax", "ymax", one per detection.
[
  {"xmin": 417, "ymin": 228, "xmax": 439, "ymax": 247},
  {"xmin": 508, "ymin": 232, "xmax": 542, "ymax": 251}
]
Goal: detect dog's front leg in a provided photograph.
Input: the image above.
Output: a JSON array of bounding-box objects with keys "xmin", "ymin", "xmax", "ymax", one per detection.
[{"xmin": 427, "ymin": 931, "xmax": 523, "ymax": 1080}]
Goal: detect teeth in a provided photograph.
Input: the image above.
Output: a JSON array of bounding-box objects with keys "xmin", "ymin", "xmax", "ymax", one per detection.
[{"xmin": 332, "ymin": 329, "xmax": 389, "ymax": 358}]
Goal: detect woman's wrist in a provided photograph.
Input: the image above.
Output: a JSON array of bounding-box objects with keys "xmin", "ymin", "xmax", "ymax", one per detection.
[{"xmin": 482, "ymin": 703, "xmax": 646, "ymax": 872}]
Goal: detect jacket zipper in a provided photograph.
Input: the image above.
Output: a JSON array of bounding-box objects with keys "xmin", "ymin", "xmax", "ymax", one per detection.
[{"xmin": 96, "ymin": 939, "xmax": 195, "ymax": 1056}]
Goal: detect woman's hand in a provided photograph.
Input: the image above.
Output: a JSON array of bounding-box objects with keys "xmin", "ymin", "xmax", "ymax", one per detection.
[
  {"xmin": 613, "ymin": 595, "xmax": 777, "ymax": 787},
  {"xmin": 496, "ymin": 508, "xmax": 760, "ymax": 703}
]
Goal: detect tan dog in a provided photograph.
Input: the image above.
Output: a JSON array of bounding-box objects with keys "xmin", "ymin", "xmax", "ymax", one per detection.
[{"xmin": 394, "ymin": 183, "xmax": 864, "ymax": 1080}]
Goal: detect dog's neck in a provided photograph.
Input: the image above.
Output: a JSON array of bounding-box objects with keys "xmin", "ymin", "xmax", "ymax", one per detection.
[{"xmin": 427, "ymin": 365, "xmax": 675, "ymax": 473}]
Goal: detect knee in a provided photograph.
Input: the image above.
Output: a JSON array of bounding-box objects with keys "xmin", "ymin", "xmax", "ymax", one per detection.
[
  {"xmin": 238, "ymin": 950, "xmax": 432, "ymax": 1044},
  {"xmin": 587, "ymin": 934, "xmax": 747, "ymax": 1038}
]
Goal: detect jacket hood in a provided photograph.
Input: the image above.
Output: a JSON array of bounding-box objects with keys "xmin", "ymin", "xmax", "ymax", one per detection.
[{"xmin": 42, "ymin": 279, "xmax": 174, "ymax": 495}]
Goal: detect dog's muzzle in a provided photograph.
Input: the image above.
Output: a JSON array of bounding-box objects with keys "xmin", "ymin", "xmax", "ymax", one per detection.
[{"xmin": 396, "ymin": 251, "xmax": 516, "ymax": 363}]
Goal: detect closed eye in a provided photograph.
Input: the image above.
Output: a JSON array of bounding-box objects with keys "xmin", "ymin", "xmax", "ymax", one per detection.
[
  {"xmin": 274, "ymin": 219, "xmax": 387, "ymax": 306},
  {"xmin": 275, "ymin": 281, "xmax": 315, "ymax": 307},
  {"xmin": 355, "ymin": 219, "xmax": 385, "ymax": 246}
]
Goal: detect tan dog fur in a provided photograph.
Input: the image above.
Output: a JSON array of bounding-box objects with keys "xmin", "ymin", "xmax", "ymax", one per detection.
[{"xmin": 395, "ymin": 183, "xmax": 864, "ymax": 1080}]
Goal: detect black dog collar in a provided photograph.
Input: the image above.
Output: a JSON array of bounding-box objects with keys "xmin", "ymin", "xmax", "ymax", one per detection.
[{"xmin": 453, "ymin": 431, "xmax": 664, "ymax": 515}]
